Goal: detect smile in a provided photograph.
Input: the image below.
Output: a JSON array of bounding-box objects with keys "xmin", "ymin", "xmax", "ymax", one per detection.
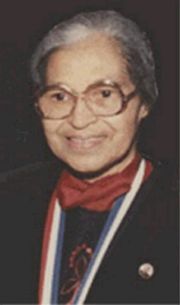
[{"xmin": 66, "ymin": 135, "xmax": 106, "ymax": 150}]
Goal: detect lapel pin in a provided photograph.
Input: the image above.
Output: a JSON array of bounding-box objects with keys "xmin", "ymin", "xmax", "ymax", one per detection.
[{"xmin": 138, "ymin": 262, "xmax": 155, "ymax": 280}]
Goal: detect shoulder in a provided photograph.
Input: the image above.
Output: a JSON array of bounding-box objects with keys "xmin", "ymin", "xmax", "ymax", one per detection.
[
  {"xmin": 145, "ymin": 157, "xmax": 178, "ymax": 192},
  {"xmin": 138, "ymin": 157, "xmax": 178, "ymax": 229},
  {"xmin": 0, "ymin": 160, "xmax": 64, "ymax": 219},
  {"xmin": 0, "ymin": 159, "xmax": 63, "ymax": 186}
]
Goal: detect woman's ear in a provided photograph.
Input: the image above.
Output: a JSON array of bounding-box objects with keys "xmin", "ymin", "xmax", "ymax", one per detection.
[{"xmin": 138, "ymin": 103, "xmax": 149, "ymax": 122}]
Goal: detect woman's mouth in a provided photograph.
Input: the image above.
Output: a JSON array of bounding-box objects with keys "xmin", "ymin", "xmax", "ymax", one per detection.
[{"xmin": 66, "ymin": 135, "xmax": 106, "ymax": 150}]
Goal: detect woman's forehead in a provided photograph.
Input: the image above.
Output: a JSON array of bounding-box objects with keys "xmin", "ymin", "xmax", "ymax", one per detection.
[{"xmin": 45, "ymin": 34, "xmax": 130, "ymax": 91}]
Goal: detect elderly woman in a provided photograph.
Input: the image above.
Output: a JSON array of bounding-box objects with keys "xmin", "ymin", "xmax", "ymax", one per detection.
[{"xmin": 0, "ymin": 10, "xmax": 178, "ymax": 305}]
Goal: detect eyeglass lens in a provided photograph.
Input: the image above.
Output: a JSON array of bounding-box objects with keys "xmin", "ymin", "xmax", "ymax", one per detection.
[{"xmin": 37, "ymin": 84, "xmax": 124, "ymax": 119}]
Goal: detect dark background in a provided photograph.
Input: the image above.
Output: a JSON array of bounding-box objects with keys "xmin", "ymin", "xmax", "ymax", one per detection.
[{"xmin": 0, "ymin": 0, "xmax": 178, "ymax": 172}]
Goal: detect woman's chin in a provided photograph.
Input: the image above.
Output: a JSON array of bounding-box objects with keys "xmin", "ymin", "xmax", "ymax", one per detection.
[{"xmin": 65, "ymin": 158, "xmax": 123, "ymax": 181}]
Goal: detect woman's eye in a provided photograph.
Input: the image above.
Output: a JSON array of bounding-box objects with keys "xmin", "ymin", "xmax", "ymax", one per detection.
[
  {"xmin": 51, "ymin": 91, "xmax": 67, "ymax": 102},
  {"xmin": 101, "ymin": 89, "xmax": 112, "ymax": 98}
]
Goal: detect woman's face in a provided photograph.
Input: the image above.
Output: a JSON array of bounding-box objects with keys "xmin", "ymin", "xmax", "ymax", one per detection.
[{"xmin": 40, "ymin": 34, "xmax": 148, "ymax": 179}]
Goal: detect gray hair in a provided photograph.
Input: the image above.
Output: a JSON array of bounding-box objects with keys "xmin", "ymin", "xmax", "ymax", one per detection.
[{"xmin": 31, "ymin": 10, "xmax": 158, "ymax": 107}]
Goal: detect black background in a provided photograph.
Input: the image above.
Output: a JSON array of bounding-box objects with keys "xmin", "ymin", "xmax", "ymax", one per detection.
[{"xmin": 0, "ymin": 0, "xmax": 178, "ymax": 172}]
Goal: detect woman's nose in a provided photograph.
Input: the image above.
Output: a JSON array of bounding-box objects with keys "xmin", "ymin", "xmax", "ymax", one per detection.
[{"xmin": 67, "ymin": 96, "xmax": 98, "ymax": 129}]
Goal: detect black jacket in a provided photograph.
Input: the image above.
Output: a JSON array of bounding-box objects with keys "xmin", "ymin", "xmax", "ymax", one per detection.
[{"xmin": 0, "ymin": 160, "xmax": 178, "ymax": 304}]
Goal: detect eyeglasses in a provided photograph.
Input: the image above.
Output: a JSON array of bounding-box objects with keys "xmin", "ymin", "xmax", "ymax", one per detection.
[{"xmin": 35, "ymin": 79, "xmax": 137, "ymax": 120}]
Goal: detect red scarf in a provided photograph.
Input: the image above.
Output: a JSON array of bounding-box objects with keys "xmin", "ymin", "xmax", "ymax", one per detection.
[{"xmin": 56, "ymin": 155, "xmax": 153, "ymax": 212}]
